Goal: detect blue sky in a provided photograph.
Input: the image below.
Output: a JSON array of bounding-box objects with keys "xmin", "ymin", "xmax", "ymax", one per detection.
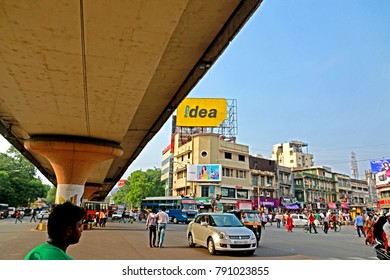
[{"xmin": 1, "ymin": 0, "xmax": 390, "ymax": 183}]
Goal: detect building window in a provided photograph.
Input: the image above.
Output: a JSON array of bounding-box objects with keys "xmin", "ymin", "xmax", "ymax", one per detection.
[
  {"xmin": 252, "ymin": 175, "xmax": 258, "ymax": 186},
  {"xmin": 200, "ymin": 150, "xmax": 208, "ymax": 158},
  {"xmin": 201, "ymin": 186, "xmax": 207, "ymax": 197},
  {"xmin": 238, "ymin": 155, "xmax": 245, "ymax": 161},
  {"xmin": 260, "ymin": 176, "xmax": 265, "ymax": 186},
  {"xmin": 238, "ymin": 170, "xmax": 246, "ymax": 179},
  {"xmin": 201, "ymin": 186, "xmax": 215, "ymax": 197},
  {"xmin": 224, "ymin": 152, "xmax": 232, "ymax": 159},
  {"xmin": 237, "ymin": 189, "xmax": 248, "ymax": 199},
  {"xmin": 221, "ymin": 187, "xmax": 235, "ymax": 198},
  {"xmin": 223, "ymin": 168, "xmax": 234, "ymax": 177},
  {"xmin": 177, "ymin": 170, "xmax": 185, "ymax": 179}
]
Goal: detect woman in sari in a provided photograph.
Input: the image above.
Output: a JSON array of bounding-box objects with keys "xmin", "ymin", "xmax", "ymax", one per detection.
[
  {"xmin": 364, "ymin": 215, "xmax": 375, "ymax": 245},
  {"xmin": 286, "ymin": 213, "xmax": 293, "ymax": 232}
]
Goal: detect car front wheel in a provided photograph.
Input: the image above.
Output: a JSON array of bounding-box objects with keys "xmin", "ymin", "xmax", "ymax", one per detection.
[
  {"xmin": 207, "ymin": 238, "xmax": 216, "ymax": 255},
  {"xmin": 188, "ymin": 233, "xmax": 195, "ymax": 247}
]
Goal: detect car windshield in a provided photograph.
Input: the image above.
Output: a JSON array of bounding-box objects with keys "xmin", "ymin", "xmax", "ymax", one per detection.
[
  {"xmin": 212, "ymin": 215, "xmax": 244, "ymax": 227},
  {"xmin": 182, "ymin": 204, "xmax": 197, "ymax": 211},
  {"xmin": 242, "ymin": 212, "xmax": 260, "ymax": 223}
]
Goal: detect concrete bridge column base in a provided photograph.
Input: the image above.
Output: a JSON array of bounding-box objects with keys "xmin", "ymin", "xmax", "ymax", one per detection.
[{"xmin": 24, "ymin": 136, "xmax": 123, "ymax": 206}]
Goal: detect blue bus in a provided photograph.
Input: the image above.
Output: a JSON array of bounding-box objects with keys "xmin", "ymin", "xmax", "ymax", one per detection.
[{"xmin": 140, "ymin": 196, "xmax": 198, "ymax": 224}]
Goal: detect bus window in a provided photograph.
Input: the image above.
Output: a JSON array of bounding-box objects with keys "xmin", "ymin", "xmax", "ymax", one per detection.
[{"xmin": 140, "ymin": 196, "xmax": 198, "ymax": 224}]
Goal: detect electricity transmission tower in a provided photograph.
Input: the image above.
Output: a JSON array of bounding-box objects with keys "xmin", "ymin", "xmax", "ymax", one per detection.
[{"xmin": 351, "ymin": 151, "xmax": 359, "ymax": 179}]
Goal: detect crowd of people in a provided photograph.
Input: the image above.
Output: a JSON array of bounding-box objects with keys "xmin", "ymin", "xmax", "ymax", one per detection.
[
  {"xmin": 21, "ymin": 200, "xmax": 390, "ymax": 260},
  {"xmin": 92, "ymin": 209, "xmax": 109, "ymax": 227},
  {"xmin": 258, "ymin": 209, "xmax": 390, "ymax": 254}
]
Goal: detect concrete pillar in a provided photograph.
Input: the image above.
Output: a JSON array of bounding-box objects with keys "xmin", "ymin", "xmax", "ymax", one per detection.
[{"xmin": 24, "ymin": 136, "xmax": 123, "ymax": 206}]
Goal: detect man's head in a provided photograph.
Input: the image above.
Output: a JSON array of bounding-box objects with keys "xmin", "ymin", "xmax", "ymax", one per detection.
[
  {"xmin": 386, "ymin": 212, "xmax": 390, "ymax": 221},
  {"xmin": 161, "ymin": 207, "xmax": 166, "ymax": 212},
  {"xmin": 48, "ymin": 202, "xmax": 85, "ymax": 246}
]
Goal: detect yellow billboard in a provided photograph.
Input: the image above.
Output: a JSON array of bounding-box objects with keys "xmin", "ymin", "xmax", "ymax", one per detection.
[{"xmin": 176, "ymin": 98, "xmax": 227, "ymax": 127}]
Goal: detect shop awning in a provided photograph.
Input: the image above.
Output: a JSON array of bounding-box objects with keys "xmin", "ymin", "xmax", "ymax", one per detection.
[
  {"xmin": 327, "ymin": 202, "xmax": 337, "ymax": 209},
  {"xmin": 341, "ymin": 202, "xmax": 350, "ymax": 209}
]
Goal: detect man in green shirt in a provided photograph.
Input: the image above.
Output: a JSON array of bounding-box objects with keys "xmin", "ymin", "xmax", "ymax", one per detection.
[
  {"xmin": 314, "ymin": 212, "xmax": 321, "ymax": 222},
  {"xmin": 24, "ymin": 202, "xmax": 85, "ymax": 260}
]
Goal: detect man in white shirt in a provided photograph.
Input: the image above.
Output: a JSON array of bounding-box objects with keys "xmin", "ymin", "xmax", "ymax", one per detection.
[{"xmin": 156, "ymin": 207, "xmax": 169, "ymax": 248}]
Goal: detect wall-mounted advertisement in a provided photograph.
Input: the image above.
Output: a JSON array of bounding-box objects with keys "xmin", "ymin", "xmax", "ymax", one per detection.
[
  {"xmin": 375, "ymin": 170, "xmax": 390, "ymax": 187},
  {"xmin": 370, "ymin": 159, "xmax": 390, "ymax": 174},
  {"xmin": 371, "ymin": 158, "xmax": 390, "ymax": 187},
  {"xmin": 187, "ymin": 164, "xmax": 222, "ymax": 182}
]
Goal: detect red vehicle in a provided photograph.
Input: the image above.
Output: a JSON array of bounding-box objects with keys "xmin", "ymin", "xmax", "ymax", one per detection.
[{"xmin": 81, "ymin": 201, "xmax": 109, "ymax": 222}]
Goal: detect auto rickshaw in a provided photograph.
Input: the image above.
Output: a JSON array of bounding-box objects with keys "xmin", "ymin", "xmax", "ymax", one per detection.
[{"xmin": 228, "ymin": 209, "xmax": 262, "ymax": 245}]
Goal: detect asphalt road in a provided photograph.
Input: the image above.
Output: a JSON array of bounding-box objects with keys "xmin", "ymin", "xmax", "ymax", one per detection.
[{"xmin": 0, "ymin": 217, "xmax": 378, "ymax": 260}]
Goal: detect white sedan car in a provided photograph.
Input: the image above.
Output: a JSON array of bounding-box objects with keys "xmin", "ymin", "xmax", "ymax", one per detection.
[
  {"xmin": 186, "ymin": 213, "xmax": 257, "ymax": 255},
  {"xmin": 37, "ymin": 210, "xmax": 50, "ymax": 219},
  {"xmin": 291, "ymin": 214, "xmax": 308, "ymax": 227}
]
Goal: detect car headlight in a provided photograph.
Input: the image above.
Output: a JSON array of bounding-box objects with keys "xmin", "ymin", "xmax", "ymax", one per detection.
[
  {"xmin": 218, "ymin": 232, "xmax": 228, "ymax": 240},
  {"xmin": 250, "ymin": 232, "xmax": 256, "ymax": 240}
]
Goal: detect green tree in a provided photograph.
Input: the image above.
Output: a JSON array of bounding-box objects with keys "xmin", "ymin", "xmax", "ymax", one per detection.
[
  {"xmin": 46, "ymin": 186, "xmax": 57, "ymax": 205},
  {"xmin": 112, "ymin": 168, "xmax": 164, "ymax": 208},
  {"xmin": 112, "ymin": 183, "xmax": 130, "ymax": 206},
  {"xmin": 0, "ymin": 146, "xmax": 50, "ymax": 206}
]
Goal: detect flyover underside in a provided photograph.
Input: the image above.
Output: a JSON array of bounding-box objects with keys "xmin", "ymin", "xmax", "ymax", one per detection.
[{"xmin": 0, "ymin": 0, "xmax": 263, "ymax": 200}]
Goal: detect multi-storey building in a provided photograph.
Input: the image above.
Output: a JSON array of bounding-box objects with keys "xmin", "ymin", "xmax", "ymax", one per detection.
[
  {"xmin": 171, "ymin": 132, "xmax": 251, "ymax": 211},
  {"xmin": 292, "ymin": 166, "xmax": 336, "ymax": 211},
  {"xmin": 335, "ymin": 173, "xmax": 352, "ymax": 209},
  {"xmin": 249, "ymin": 155, "xmax": 278, "ymax": 209},
  {"xmin": 365, "ymin": 171, "xmax": 379, "ymax": 205},
  {"xmin": 161, "ymin": 134, "xmax": 375, "ymax": 212},
  {"xmin": 160, "ymin": 144, "xmax": 173, "ymax": 196},
  {"xmin": 367, "ymin": 169, "xmax": 390, "ymax": 212},
  {"xmin": 271, "ymin": 141, "xmax": 314, "ymax": 168},
  {"xmin": 350, "ymin": 178, "xmax": 370, "ymax": 204}
]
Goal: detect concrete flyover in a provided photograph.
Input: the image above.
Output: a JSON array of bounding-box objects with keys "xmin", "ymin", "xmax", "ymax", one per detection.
[{"xmin": 0, "ymin": 0, "xmax": 263, "ymax": 204}]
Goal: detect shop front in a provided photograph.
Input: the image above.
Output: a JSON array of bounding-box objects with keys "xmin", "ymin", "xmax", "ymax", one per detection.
[
  {"xmin": 196, "ymin": 197, "xmax": 213, "ymax": 213},
  {"xmin": 378, "ymin": 198, "xmax": 390, "ymax": 212},
  {"xmin": 217, "ymin": 184, "xmax": 252, "ymax": 212},
  {"xmin": 349, "ymin": 204, "xmax": 371, "ymax": 220}
]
